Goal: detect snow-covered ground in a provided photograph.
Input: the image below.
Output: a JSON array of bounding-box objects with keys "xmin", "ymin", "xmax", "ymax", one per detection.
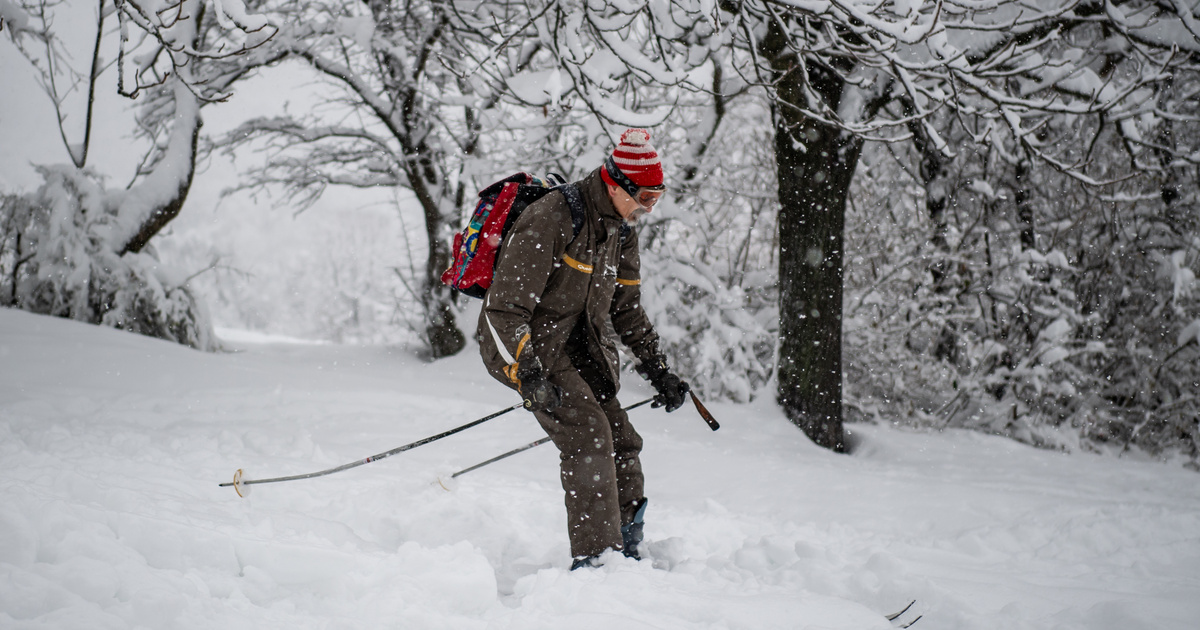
[{"xmin": 2, "ymin": 308, "xmax": 1199, "ymax": 630}]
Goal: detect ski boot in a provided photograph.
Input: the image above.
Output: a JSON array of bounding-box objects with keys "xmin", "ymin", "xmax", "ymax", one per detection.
[
  {"xmin": 570, "ymin": 555, "xmax": 602, "ymax": 571},
  {"xmin": 621, "ymin": 499, "xmax": 648, "ymax": 560}
]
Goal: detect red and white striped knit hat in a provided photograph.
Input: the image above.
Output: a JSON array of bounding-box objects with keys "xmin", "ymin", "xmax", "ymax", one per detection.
[{"xmin": 601, "ymin": 128, "xmax": 664, "ymax": 189}]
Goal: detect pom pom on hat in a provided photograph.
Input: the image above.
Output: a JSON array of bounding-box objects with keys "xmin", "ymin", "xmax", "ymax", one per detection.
[
  {"xmin": 622, "ymin": 129, "xmax": 651, "ymax": 145},
  {"xmin": 602, "ymin": 128, "xmax": 664, "ymax": 189}
]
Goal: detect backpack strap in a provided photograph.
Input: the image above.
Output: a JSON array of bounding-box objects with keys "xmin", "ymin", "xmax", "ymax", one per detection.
[
  {"xmin": 558, "ymin": 183, "xmax": 586, "ymax": 240},
  {"xmin": 559, "ymin": 182, "xmax": 633, "ymax": 244}
]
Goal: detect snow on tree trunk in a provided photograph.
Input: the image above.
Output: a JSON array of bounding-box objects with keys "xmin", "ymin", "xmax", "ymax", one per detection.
[{"xmin": 116, "ymin": 81, "xmax": 202, "ymax": 256}]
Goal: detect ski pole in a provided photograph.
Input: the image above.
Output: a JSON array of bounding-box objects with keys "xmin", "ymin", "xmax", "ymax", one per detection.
[
  {"xmin": 450, "ymin": 395, "xmax": 700, "ymax": 480},
  {"xmin": 448, "ymin": 393, "xmax": 719, "ymax": 482},
  {"xmin": 220, "ymin": 402, "xmax": 524, "ymax": 497},
  {"xmin": 449, "ymin": 398, "xmax": 653, "ymax": 480},
  {"xmin": 451, "ymin": 436, "xmax": 553, "ymax": 479}
]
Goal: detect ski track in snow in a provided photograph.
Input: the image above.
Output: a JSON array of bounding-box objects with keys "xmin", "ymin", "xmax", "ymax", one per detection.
[{"xmin": 2, "ymin": 308, "xmax": 1199, "ymax": 629}]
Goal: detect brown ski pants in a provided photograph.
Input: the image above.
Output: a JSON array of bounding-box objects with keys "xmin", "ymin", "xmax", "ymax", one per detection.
[{"xmin": 532, "ymin": 366, "xmax": 645, "ymax": 560}]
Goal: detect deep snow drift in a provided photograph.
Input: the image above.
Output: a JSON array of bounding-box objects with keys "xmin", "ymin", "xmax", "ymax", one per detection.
[{"xmin": 2, "ymin": 308, "xmax": 1198, "ymax": 629}]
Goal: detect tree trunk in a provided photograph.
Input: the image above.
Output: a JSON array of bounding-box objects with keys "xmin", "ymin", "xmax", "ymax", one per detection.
[
  {"xmin": 773, "ymin": 115, "xmax": 860, "ymax": 453},
  {"xmin": 421, "ymin": 205, "xmax": 465, "ymax": 358},
  {"xmin": 404, "ymin": 145, "xmax": 465, "ymax": 360},
  {"xmin": 364, "ymin": 0, "xmax": 464, "ymax": 359},
  {"xmin": 119, "ymin": 93, "xmax": 201, "ymax": 255},
  {"xmin": 905, "ymin": 109, "xmax": 960, "ymax": 364},
  {"xmin": 117, "ymin": 4, "xmax": 206, "ymax": 256},
  {"xmin": 1014, "ymin": 158, "xmax": 1036, "ymax": 251},
  {"xmin": 904, "ymin": 108, "xmax": 952, "ymax": 283},
  {"xmin": 761, "ymin": 19, "xmax": 859, "ymax": 452}
]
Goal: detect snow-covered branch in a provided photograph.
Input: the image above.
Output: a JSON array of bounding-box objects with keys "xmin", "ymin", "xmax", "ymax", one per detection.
[{"xmin": 111, "ymin": 0, "xmax": 277, "ymax": 101}]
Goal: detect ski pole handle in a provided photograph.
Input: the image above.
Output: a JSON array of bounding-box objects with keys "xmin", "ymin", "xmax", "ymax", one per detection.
[{"xmin": 690, "ymin": 392, "xmax": 720, "ymax": 431}]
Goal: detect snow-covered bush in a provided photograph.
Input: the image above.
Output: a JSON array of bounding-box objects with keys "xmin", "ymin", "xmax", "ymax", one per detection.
[
  {"xmin": 0, "ymin": 169, "xmax": 216, "ymax": 350},
  {"xmin": 843, "ymin": 125, "xmax": 1200, "ymax": 463},
  {"xmin": 639, "ymin": 254, "xmax": 776, "ymax": 403},
  {"xmin": 2, "ymin": 0, "xmax": 277, "ymax": 352}
]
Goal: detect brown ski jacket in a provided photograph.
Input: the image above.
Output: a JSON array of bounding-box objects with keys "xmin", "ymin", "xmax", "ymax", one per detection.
[{"xmin": 478, "ymin": 167, "xmax": 661, "ymax": 394}]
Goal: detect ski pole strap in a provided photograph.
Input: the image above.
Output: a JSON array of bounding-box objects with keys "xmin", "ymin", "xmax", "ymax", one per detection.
[{"xmin": 219, "ymin": 402, "xmax": 524, "ymax": 488}]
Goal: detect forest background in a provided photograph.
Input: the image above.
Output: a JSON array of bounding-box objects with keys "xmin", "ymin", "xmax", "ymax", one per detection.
[{"xmin": 2, "ymin": 0, "xmax": 1198, "ymax": 465}]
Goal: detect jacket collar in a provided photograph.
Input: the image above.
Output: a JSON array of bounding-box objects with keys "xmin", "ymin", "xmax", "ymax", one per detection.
[{"xmin": 584, "ymin": 167, "xmax": 623, "ymax": 222}]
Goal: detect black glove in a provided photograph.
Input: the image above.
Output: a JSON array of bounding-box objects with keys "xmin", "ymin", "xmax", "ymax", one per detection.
[
  {"xmin": 516, "ymin": 356, "xmax": 562, "ymax": 413},
  {"xmin": 639, "ymin": 356, "xmax": 690, "ymax": 413}
]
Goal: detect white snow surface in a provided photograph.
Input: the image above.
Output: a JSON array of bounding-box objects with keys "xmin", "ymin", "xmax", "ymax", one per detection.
[{"xmin": 2, "ymin": 308, "xmax": 1199, "ymax": 630}]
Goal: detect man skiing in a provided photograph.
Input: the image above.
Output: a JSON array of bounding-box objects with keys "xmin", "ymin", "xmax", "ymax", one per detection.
[{"xmin": 478, "ymin": 128, "xmax": 690, "ymax": 570}]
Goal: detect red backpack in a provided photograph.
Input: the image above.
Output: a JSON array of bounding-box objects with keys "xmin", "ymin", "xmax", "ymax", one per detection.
[{"xmin": 441, "ymin": 173, "xmax": 586, "ymax": 298}]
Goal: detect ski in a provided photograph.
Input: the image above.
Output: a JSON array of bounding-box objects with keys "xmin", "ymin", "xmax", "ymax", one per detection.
[
  {"xmin": 885, "ymin": 600, "xmax": 914, "ymax": 621},
  {"xmin": 886, "ymin": 601, "xmax": 921, "ymax": 628}
]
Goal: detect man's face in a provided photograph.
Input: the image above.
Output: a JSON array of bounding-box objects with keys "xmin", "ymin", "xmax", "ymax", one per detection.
[{"xmin": 607, "ymin": 184, "xmax": 652, "ymax": 224}]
